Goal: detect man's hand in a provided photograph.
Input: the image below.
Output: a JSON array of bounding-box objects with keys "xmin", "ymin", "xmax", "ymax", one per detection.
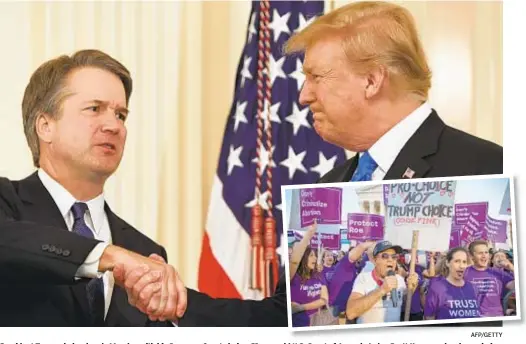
[
  {"xmin": 100, "ymin": 245, "xmax": 187, "ymax": 321},
  {"xmin": 498, "ymin": 258, "xmax": 514, "ymax": 272},
  {"xmin": 406, "ymin": 272, "xmax": 419, "ymax": 292},
  {"xmin": 306, "ymin": 219, "xmax": 318, "ymax": 237},
  {"xmin": 364, "ymin": 241, "xmax": 376, "ymax": 249},
  {"xmin": 381, "ymin": 275, "xmax": 398, "ymax": 295}
]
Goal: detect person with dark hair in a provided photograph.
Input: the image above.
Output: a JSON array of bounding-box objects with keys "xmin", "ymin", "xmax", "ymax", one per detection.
[
  {"xmin": 491, "ymin": 249, "xmax": 514, "ymax": 274},
  {"xmin": 289, "ymin": 222, "xmax": 332, "ymax": 327},
  {"xmin": 424, "ymin": 247, "xmax": 481, "ymax": 320}
]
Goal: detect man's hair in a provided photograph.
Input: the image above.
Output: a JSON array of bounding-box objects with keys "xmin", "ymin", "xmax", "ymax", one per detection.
[
  {"xmin": 22, "ymin": 49, "xmax": 133, "ymax": 167},
  {"xmin": 468, "ymin": 240, "xmax": 489, "ymax": 256},
  {"xmin": 284, "ymin": 1, "xmax": 431, "ymax": 100}
]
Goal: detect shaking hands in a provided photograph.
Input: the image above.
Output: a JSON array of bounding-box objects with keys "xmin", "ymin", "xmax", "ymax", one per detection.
[{"xmin": 99, "ymin": 245, "xmax": 187, "ymax": 322}]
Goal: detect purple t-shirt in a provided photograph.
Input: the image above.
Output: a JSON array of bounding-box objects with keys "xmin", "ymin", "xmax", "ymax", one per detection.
[
  {"xmin": 290, "ymin": 273, "xmax": 327, "ymax": 327},
  {"xmin": 463, "ymin": 266, "xmax": 514, "ymax": 317},
  {"xmin": 424, "ymin": 278, "xmax": 481, "ymax": 320},
  {"xmin": 322, "ymin": 265, "xmax": 336, "ymax": 282},
  {"xmin": 410, "ymin": 265, "xmax": 425, "ymax": 314},
  {"xmin": 328, "ymin": 258, "xmax": 358, "ymax": 312}
]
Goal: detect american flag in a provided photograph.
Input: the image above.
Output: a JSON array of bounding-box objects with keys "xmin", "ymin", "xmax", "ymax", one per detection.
[{"xmin": 198, "ymin": 0, "xmax": 347, "ymax": 300}]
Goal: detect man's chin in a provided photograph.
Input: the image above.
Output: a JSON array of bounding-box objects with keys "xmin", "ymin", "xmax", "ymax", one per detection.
[{"xmin": 88, "ymin": 162, "xmax": 120, "ymax": 179}]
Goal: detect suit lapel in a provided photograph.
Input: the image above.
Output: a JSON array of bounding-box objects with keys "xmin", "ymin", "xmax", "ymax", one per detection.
[
  {"xmin": 17, "ymin": 172, "xmax": 92, "ymax": 324},
  {"xmin": 17, "ymin": 172, "xmax": 68, "ymax": 230},
  {"xmin": 384, "ymin": 110, "xmax": 445, "ymax": 180},
  {"xmin": 333, "ymin": 154, "xmax": 359, "ymax": 183}
]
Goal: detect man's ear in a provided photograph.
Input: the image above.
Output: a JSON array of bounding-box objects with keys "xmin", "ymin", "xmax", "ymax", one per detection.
[
  {"xmin": 364, "ymin": 66, "xmax": 387, "ymax": 99},
  {"xmin": 35, "ymin": 112, "xmax": 54, "ymax": 143}
]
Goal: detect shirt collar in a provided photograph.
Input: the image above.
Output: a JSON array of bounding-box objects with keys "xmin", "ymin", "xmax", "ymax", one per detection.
[
  {"xmin": 368, "ymin": 102, "xmax": 432, "ymax": 174},
  {"xmin": 38, "ymin": 168, "xmax": 106, "ymax": 234}
]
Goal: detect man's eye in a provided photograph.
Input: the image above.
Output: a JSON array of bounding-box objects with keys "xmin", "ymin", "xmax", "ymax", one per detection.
[{"xmin": 116, "ymin": 112, "xmax": 127, "ymax": 122}]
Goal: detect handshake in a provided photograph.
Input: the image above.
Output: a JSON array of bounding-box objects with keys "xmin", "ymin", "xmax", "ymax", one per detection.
[{"xmin": 99, "ymin": 245, "xmax": 187, "ymax": 322}]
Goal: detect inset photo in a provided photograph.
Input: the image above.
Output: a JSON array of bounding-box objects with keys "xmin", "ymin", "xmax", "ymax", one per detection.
[{"xmin": 283, "ymin": 175, "xmax": 519, "ymax": 330}]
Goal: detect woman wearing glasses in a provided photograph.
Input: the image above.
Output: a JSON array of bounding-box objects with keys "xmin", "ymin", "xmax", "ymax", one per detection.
[
  {"xmin": 346, "ymin": 241, "xmax": 418, "ymax": 324},
  {"xmin": 424, "ymin": 247, "xmax": 481, "ymax": 320}
]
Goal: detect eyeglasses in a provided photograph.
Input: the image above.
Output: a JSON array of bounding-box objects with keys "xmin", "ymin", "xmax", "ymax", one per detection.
[{"xmin": 379, "ymin": 253, "xmax": 399, "ymax": 260}]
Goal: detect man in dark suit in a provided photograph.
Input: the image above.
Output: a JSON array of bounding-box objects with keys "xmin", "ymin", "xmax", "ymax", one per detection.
[
  {"xmin": 0, "ymin": 49, "xmax": 287, "ymax": 327},
  {"xmin": 283, "ymin": 1, "xmax": 502, "ymax": 326},
  {"xmin": 284, "ymin": 2, "xmax": 502, "ymax": 183}
]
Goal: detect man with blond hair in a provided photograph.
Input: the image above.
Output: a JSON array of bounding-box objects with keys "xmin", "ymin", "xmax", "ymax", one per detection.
[
  {"xmin": 286, "ymin": 0, "xmax": 502, "ymax": 326},
  {"xmin": 285, "ymin": 1, "xmax": 501, "ymax": 183}
]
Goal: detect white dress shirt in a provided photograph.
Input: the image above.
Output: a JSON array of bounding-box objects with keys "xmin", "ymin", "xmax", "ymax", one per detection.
[
  {"xmin": 367, "ymin": 102, "xmax": 433, "ymax": 180},
  {"xmin": 38, "ymin": 169, "xmax": 114, "ymax": 318}
]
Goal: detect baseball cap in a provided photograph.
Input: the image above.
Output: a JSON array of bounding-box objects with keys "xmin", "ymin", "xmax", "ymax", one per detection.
[{"xmin": 373, "ymin": 240, "xmax": 402, "ymax": 256}]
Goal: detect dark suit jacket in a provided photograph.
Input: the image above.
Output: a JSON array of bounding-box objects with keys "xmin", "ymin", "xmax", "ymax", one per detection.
[
  {"xmin": 317, "ymin": 110, "xmax": 503, "ymax": 326},
  {"xmin": 318, "ymin": 111, "xmax": 502, "ymax": 183},
  {"xmin": 0, "ymin": 172, "xmax": 287, "ymax": 327}
]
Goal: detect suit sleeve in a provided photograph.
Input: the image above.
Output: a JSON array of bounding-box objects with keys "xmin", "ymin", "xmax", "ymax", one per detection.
[
  {"xmin": 178, "ymin": 274, "xmax": 287, "ymax": 327},
  {"xmin": 0, "ymin": 177, "xmax": 100, "ymax": 284}
]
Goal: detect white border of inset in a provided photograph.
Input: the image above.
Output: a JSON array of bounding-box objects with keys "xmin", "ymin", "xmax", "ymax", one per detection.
[{"xmin": 281, "ymin": 174, "xmax": 521, "ymax": 332}]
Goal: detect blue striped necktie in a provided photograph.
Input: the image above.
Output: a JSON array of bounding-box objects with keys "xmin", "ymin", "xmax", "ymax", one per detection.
[
  {"xmin": 71, "ymin": 202, "xmax": 105, "ymax": 326},
  {"xmin": 351, "ymin": 151, "xmax": 378, "ymax": 182}
]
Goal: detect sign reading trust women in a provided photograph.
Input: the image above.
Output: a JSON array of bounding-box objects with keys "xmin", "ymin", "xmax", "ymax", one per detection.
[
  {"xmin": 299, "ymin": 187, "xmax": 342, "ymax": 228},
  {"xmin": 385, "ymin": 180, "xmax": 456, "ymax": 251}
]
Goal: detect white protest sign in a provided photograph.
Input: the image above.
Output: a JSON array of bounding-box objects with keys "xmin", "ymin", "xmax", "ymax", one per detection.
[{"xmin": 384, "ymin": 180, "xmax": 456, "ymax": 251}]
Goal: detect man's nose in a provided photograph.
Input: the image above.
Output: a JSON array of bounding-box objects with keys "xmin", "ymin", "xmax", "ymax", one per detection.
[{"xmin": 299, "ymin": 80, "xmax": 315, "ymax": 106}]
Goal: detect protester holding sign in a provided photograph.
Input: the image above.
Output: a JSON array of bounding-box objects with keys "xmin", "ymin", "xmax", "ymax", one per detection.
[
  {"xmin": 491, "ymin": 250, "xmax": 514, "ymax": 274},
  {"xmin": 327, "ymin": 241, "xmax": 376, "ymax": 319},
  {"xmin": 464, "ymin": 241, "xmax": 514, "ymax": 317},
  {"xmin": 424, "ymin": 248, "xmax": 481, "ymax": 320},
  {"xmin": 346, "ymin": 241, "xmax": 418, "ymax": 324},
  {"xmin": 289, "ymin": 223, "xmax": 332, "ymax": 327}
]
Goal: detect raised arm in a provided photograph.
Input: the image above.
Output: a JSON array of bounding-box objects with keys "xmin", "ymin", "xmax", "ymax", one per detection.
[{"xmin": 289, "ymin": 222, "xmax": 318, "ymax": 279}]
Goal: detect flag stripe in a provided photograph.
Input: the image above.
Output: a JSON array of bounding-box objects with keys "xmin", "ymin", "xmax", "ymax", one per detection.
[
  {"xmin": 200, "ymin": 176, "xmax": 262, "ymax": 299},
  {"xmin": 198, "ymin": 231, "xmax": 240, "ymax": 298}
]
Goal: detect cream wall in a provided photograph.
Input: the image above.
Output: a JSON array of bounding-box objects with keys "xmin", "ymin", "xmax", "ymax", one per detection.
[{"xmin": 0, "ymin": 1, "xmax": 502, "ymax": 288}]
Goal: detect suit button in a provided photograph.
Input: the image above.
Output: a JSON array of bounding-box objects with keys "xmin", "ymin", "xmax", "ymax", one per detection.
[
  {"xmin": 49, "ymin": 245, "xmax": 56, "ymax": 253},
  {"xmin": 56, "ymin": 248, "xmax": 63, "ymax": 255},
  {"xmin": 62, "ymin": 250, "xmax": 71, "ymax": 257},
  {"xmin": 42, "ymin": 244, "xmax": 49, "ymax": 251}
]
